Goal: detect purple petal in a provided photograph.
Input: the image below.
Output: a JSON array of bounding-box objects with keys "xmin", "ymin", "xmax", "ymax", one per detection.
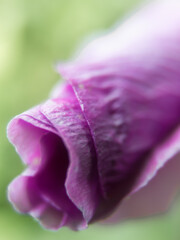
[
  {"xmin": 57, "ymin": 63, "xmax": 180, "ymax": 221},
  {"xmin": 68, "ymin": 0, "xmax": 180, "ymax": 66},
  {"xmin": 132, "ymin": 126, "xmax": 180, "ymax": 193},
  {"xmin": 7, "ymin": 86, "xmax": 101, "ymax": 229},
  {"xmin": 57, "ymin": 0, "xmax": 180, "ymax": 220},
  {"xmin": 41, "ymin": 98, "xmax": 101, "ymax": 223},
  {"xmin": 31, "ymin": 203, "xmax": 66, "ymax": 230},
  {"xmin": 101, "ymin": 128, "xmax": 180, "ymax": 223},
  {"xmin": 8, "ymin": 175, "xmax": 41, "ymax": 213}
]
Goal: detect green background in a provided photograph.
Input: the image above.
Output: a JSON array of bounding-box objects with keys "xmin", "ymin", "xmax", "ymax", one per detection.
[{"xmin": 0, "ymin": 0, "xmax": 180, "ymax": 239}]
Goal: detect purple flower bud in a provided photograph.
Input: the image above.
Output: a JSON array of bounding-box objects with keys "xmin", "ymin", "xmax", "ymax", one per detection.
[{"xmin": 7, "ymin": 0, "xmax": 180, "ymax": 230}]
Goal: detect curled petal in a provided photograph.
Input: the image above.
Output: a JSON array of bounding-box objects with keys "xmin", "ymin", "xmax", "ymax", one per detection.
[
  {"xmin": 7, "ymin": 85, "xmax": 102, "ymax": 229},
  {"xmin": 41, "ymin": 99, "xmax": 101, "ymax": 223}
]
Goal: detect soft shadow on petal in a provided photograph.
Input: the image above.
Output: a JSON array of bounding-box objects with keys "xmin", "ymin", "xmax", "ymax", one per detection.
[
  {"xmin": 132, "ymin": 126, "xmax": 180, "ymax": 193},
  {"xmin": 101, "ymin": 128, "xmax": 180, "ymax": 223},
  {"xmin": 8, "ymin": 175, "xmax": 41, "ymax": 213},
  {"xmin": 31, "ymin": 203, "xmax": 65, "ymax": 230}
]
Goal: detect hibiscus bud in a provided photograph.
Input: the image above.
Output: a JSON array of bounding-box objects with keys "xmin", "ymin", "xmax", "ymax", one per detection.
[{"xmin": 7, "ymin": 0, "xmax": 180, "ymax": 231}]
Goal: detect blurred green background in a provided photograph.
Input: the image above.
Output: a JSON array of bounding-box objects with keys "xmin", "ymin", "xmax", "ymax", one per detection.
[{"xmin": 1, "ymin": 0, "xmax": 180, "ymax": 239}]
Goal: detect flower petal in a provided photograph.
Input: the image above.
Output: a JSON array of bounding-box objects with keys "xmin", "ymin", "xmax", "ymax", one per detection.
[
  {"xmin": 132, "ymin": 126, "xmax": 180, "ymax": 193},
  {"xmin": 57, "ymin": 0, "xmax": 180, "ymax": 220},
  {"xmin": 7, "ymin": 105, "xmax": 57, "ymax": 166},
  {"xmin": 8, "ymin": 175, "xmax": 41, "ymax": 213},
  {"xmin": 101, "ymin": 127, "xmax": 180, "ymax": 223},
  {"xmin": 41, "ymin": 97, "xmax": 101, "ymax": 223},
  {"xmin": 7, "ymin": 85, "xmax": 102, "ymax": 229}
]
